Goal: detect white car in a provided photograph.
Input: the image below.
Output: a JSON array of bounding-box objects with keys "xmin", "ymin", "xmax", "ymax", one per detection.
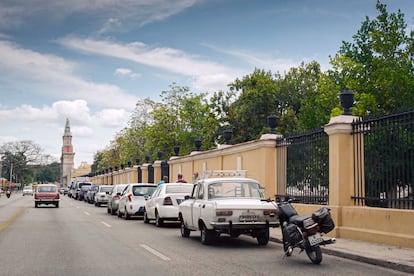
[
  {"xmin": 144, "ymin": 183, "xmax": 194, "ymax": 227},
  {"xmin": 94, "ymin": 185, "xmax": 113, "ymax": 207},
  {"xmin": 117, "ymin": 183, "xmax": 157, "ymax": 220},
  {"xmin": 178, "ymin": 172, "xmax": 279, "ymax": 245},
  {"xmin": 107, "ymin": 184, "xmax": 127, "ymax": 215},
  {"xmin": 23, "ymin": 186, "xmax": 34, "ymax": 196}
]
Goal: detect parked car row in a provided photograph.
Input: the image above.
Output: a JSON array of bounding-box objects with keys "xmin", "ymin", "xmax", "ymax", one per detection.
[{"xmin": 66, "ymin": 171, "xmax": 279, "ymax": 247}]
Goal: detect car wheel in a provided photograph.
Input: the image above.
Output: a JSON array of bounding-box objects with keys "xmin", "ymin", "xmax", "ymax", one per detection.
[
  {"xmin": 124, "ymin": 208, "xmax": 130, "ymax": 220},
  {"xmin": 35, "ymin": 203, "xmax": 38, "ymax": 208},
  {"xmin": 180, "ymin": 218, "xmax": 190, "ymax": 238},
  {"xmin": 96, "ymin": 202, "xmax": 100, "ymax": 207},
  {"xmin": 256, "ymin": 228, "xmax": 269, "ymax": 246},
  {"xmin": 55, "ymin": 202, "xmax": 59, "ymax": 208},
  {"xmin": 200, "ymin": 223, "xmax": 216, "ymax": 245},
  {"xmin": 110, "ymin": 206, "xmax": 116, "ymax": 215},
  {"xmin": 117, "ymin": 208, "xmax": 122, "ymax": 218},
  {"xmin": 143, "ymin": 212, "xmax": 149, "ymax": 224},
  {"xmin": 155, "ymin": 211, "xmax": 163, "ymax": 227}
]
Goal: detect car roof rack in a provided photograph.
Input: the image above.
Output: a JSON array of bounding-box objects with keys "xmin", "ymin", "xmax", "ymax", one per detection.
[{"xmin": 202, "ymin": 170, "xmax": 247, "ymax": 178}]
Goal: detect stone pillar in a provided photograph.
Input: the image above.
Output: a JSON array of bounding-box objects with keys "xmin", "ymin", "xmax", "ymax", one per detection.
[
  {"xmin": 324, "ymin": 115, "xmax": 360, "ymax": 236},
  {"xmin": 141, "ymin": 163, "xmax": 149, "ymax": 183},
  {"xmin": 153, "ymin": 160, "xmax": 162, "ymax": 184}
]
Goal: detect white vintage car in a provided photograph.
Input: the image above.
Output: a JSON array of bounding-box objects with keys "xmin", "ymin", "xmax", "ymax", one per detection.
[{"xmin": 178, "ymin": 171, "xmax": 279, "ymax": 245}]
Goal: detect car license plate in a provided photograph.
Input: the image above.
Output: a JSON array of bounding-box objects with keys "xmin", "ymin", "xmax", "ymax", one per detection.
[
  {"xmin": 308, "ymin": 232, "xmax": 324, "ymax": 246},
  {"xmin": 239, "ymin": 215, "xmax": 258, "ymax": 222}
]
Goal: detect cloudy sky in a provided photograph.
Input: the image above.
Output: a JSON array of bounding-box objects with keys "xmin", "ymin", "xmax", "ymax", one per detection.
[{"xmin": 0, "ymin": 0, "xmax": 413, "ymax": 167}]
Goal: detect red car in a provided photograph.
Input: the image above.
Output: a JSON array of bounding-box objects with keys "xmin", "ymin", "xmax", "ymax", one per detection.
[{"xmin": 34, "ymin": 184, "xmax": 60, "ymax": 208}]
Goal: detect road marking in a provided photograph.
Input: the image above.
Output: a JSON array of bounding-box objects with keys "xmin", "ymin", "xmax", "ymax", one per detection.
[
  {"xmin": 0, "ymin": 207, "xmax": 25, "ymax": 232},
  {"xmin": 101, "ymin": 221, "xmax": 111, "ymax": 228},
  {"xmin": 84, "ymin": 212, "xmax": 90, "ymax": 216},
  {"xmin": 139, "ymin": 244, "xmax": 171, "ymax": 261}
]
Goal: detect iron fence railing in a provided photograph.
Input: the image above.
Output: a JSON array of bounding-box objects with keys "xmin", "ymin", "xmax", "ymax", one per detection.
[
  {"xmin": 352, "ymin": 110, "xmax": 414, "ymax": 209},
  {"xmin": 276, "ymin": 128, "xmax": 329, "ymax": 205}
]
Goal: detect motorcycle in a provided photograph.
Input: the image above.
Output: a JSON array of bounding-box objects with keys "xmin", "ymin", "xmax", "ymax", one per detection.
[
  {"xmin": 275, "ymin": 197, "xmax": 336, "ymax": 264},
  {"xmin": 6, "ymin": 190, "xmax": 11, "ymax": 198}
]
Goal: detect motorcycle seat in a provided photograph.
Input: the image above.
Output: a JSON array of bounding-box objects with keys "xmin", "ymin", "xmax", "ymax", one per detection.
[{"xmin": 289, "ymin": 215, "xmax": 312, "ymax": 226}]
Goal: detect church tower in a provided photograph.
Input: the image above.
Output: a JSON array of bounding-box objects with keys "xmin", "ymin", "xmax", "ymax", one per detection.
[{"xmin": 61, "ymin": 118, "xmax": 75, "ymax": 187}]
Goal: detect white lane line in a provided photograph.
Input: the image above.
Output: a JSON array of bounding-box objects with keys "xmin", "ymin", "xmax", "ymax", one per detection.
[
  {"xmin": 101, "ymin": 221, "xmax": 112, "ymax": 228},
  {"xmin": 84, "ymin": 212, "xmax": 90, "ymax": 216},
  {"xmin": 139, "ymin": 244, "xmax": 171, "ymax": 261}
]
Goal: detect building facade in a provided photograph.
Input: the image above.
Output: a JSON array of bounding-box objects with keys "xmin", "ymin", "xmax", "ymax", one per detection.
[{"xmin": 60, "ymin": 118, "xmax": 75, "ymax": 188}]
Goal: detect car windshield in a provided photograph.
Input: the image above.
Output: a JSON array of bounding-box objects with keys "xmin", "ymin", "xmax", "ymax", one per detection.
[
  {"xmin": 207, "ymin": 181, "xmax": 263, "ymax": 199},
  {"xmin": 100, "ymin": 187, "xmax": 113, "ymax": 193},
  {"xmin": 132, "ymin": 186, "xmax": 156, "ymax": 196},
  {"xmin": 165, "ymin": 185, "xmax": 193, "ymax": 194},
  {"xmin": 37, "ymin": 186, "xmax": 57, "ymax": 193}
]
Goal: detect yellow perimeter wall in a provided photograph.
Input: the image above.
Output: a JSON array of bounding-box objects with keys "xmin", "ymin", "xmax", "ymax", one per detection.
[{"xmin": 90, "ymin": 118, "xmax": 414, "ymax": 249}]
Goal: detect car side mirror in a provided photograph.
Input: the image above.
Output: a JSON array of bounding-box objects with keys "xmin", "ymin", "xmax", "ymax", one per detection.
[{"xmin": 184, "ymin": 195, "xmax": 191, "ymax": 200}]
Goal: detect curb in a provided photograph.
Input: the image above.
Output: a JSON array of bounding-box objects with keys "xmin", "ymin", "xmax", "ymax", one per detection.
[{"xmin": 269, "ymin": 237, "xmax": 414, "ymax": 274}]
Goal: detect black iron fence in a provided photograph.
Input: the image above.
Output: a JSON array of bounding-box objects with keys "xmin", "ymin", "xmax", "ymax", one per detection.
[
  {"xmin": 352, "ymin": 110, "xmax": 414, "ymax": 209},
  {"xmin": 276, "ymin": 128, "xmax": 329, "ymax": 205}
]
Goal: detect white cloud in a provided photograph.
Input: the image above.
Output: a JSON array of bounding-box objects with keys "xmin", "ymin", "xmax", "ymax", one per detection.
[
  {"xmin": 58, "ymin": 36, "xmax": 242, "ymax": 92},
  {"xmin": 0, "ymin": 40, "xmax": 139, "ymax": 110},
  {"xmin": 0, "ymin": 0, "xmax": 200, "ymax": 30},
  {"xmin": 114, "ymin": 68, "xmax": 141, "ymax": 79},
  {"xmin": 0, "ymin": 100, "xmax": 130, "ymax": 166}
]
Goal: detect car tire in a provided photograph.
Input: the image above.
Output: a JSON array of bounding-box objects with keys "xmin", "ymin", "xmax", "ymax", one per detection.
[
  {"xmin": 96, "ymin": 202, "xmax": 100, "ymax": 207},
  {"xmin": 200, "ymin": 223, "xmax": 216, "ymax": 245},
  {"xmin": 124, "ymin": 208, "xmax": 130, "ymax": 220},
  {"xmin": 143, "ymin": 212, "xmax": 149, "ymax": 224},
  {"xmin": 256, "ymin": 228, "xmax": 269, "ymax": 246},
  {"xmin": 55, "ymin": 202, "xmax": 59, "ymax": 208},
  {"xmin": 180, "ymin": 218, "xmax": 191, "ymax": 238},
  {"xmin": 35, "ymin": 203, "xmax": 38, "ymax": 208},
  {"xmin": 117, "ymin": 209, "xmax": 122, "ymax": 218},
  {"xmin": 110, "ymin": 206, "xmax": 116, "ymax": 215},
  {"xmin": 155, "ymin": 211, "xmax": 163, "ymax": 227}
]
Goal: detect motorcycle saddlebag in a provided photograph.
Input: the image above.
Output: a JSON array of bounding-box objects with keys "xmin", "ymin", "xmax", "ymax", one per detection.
[
  {"xmin": 284, "ymin": 223, "xmax": 303, "ymax": 246},
  {"xmin": 312, "ymin": 207, "xmax": 335, "ymax": 234}
]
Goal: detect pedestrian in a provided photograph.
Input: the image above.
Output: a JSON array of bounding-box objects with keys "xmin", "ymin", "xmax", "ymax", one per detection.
[
  {"xmin": 176, "ymin": 173, "xmax": 187, "ymax": 183},
  {"xmin": 192, "ymin": 172, "xmax": 199, "ymax": 182},
  {"xmin": 158, "ymin": 176, "xmax": 168, "ymax": 186}
]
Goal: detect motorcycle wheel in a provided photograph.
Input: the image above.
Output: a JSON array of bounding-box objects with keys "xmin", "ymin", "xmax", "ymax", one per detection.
[
  {"xmin": 281, "ymin": 227, "xmax": 292, "ymax": 256},
  {"xmin": 305, "ymin": 244, "xmax": 322, "ymax": 264}
]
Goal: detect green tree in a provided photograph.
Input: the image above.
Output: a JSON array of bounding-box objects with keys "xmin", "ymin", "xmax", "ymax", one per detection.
[{"xmin": 330, "ymin": 0, "xmax": 414, "ymax": 115}]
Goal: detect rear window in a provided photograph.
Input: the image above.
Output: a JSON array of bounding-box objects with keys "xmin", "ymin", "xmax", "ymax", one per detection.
[
  {"xmin": 101, "ymin": 186, "xmax": 113, "ymax": 193},
  {"xmin": 132, "ymin": 186, "xmax": 156, "ymax": 196},
  {"xmin": 37, "ymin": 186, "xmax": 57, "ymax": 193},
  {"xmin": 166, "ymin": 185, "xmax": 193, "ymax": 194},
  {"xmin": 79, "ymin": 183, "xmax": 91, "ymax": 188}
]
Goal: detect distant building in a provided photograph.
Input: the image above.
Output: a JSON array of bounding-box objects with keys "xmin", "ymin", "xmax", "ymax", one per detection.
[
  {"xmin": 72, "ymin": 161, "xmax": 91, "ymax": 178},
  {"xmin": 60, "ymin": 118, "xmax": 75, "ymax": 188}
]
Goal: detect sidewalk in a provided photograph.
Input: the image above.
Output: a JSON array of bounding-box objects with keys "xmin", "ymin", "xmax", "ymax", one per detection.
[{"xmin": 269, "ymin": 228, "xmax": 414, "ymax": 274}]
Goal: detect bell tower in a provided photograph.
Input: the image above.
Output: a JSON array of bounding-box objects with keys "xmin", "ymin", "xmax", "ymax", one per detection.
[{"xmin": 61, "ymin": 118, "xmax": 75, "ymax": 187}]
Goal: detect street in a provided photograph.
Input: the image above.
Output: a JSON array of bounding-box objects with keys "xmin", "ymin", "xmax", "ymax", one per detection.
[{"xmin": 0, "ymin": 193, "xmax": 410, "ymax": 276}]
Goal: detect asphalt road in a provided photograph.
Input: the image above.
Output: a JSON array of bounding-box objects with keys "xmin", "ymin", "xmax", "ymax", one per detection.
[{"xmin": 0, "ymin": 193, "xmax": 411, "ymax": 276}]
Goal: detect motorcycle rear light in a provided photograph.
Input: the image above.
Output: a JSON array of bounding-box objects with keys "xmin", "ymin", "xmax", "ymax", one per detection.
[
  {"xmin": 163, "ymin": 196, "xmax": 173, "ymax": 205},
  {"xmin": 216, "ymin": 210, "xmax": 233, "ymax": 216},
  {"xmin": 263, "ymin": 209, "xmax": 277, "ymax": 216}
]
